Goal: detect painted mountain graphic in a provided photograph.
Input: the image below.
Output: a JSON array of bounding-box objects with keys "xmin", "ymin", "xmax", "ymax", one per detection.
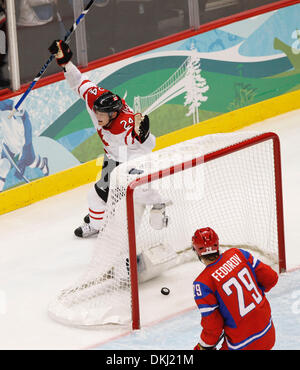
[
  {"xmin": 239, "ymin": 3, "xmax": 300, "ymax": 56},
  {"xmin": 178, "ymin": 29, "xmax": 244, "ymax": 52}
]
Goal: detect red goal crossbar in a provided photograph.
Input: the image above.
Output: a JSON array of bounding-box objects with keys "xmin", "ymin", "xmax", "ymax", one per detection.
[{"xmin": 126, "ymin": 132, "xmax": 286, "ymax": 330}]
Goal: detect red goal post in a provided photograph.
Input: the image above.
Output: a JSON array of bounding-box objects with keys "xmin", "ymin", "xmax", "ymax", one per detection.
[{"xmin": 126, "ymin": 132, "xmax": 286, "ymax": 330}]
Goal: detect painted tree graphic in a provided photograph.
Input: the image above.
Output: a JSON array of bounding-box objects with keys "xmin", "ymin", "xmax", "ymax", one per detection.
[{"xmin": 184, "ymin": 44, "xmax": 209, "ymax": 124}]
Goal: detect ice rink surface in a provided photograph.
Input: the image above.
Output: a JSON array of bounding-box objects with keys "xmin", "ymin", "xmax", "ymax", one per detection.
[{"xmin": 0, "ymin": 109, "xmax": 299, "ymax": 350}]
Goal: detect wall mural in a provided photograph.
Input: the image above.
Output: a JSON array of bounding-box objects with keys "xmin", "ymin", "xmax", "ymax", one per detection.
[{"xmin": 0, "ymin": 3, "xmax": 300, "ymax": 192}]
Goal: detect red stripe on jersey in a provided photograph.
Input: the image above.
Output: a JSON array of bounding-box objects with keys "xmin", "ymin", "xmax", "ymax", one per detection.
[
  {"xmin": 125, "ymin": 128, "xmax": 134, "ymax": 145},
  {"xmin": 78, "ymin": 79, "xmax": 91, "ymax": 97}
]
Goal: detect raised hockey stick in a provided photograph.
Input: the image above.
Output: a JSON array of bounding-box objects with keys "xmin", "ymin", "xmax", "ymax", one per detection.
[
  {"xmin": 54, "ymin": 3, "xmax": 68, "ymax": 38},
  {"xmin": 10, "ymin": 0, "xmax": 96, "ymax": 117}
]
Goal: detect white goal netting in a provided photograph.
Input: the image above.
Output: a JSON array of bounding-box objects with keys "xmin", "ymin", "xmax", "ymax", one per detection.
[{"xmin": 48, "ymin": 131, "xmax": 284, "ymax": 328}]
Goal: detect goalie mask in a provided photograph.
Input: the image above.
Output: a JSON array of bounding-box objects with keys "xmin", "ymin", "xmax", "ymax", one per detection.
[{"xmin": 192, "ymin": 227, "xmax": 219, "ymax": 256}]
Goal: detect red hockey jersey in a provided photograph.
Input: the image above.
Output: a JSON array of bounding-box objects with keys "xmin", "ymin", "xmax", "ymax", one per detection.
[
  {"xmin": 64, "ymin": 62, "xmax": 156, "ymax": 162},
  {"xmin": 193, "ymin": 248, "xmax": 278, "ymax": 350}
]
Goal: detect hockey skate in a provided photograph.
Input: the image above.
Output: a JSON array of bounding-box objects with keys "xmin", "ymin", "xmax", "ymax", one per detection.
[{"xmin": 74, "ymin": 221, "xmax": 99, "ymax": 238}]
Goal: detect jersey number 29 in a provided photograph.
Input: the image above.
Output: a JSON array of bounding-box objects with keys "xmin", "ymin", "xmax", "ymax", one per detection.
[{"xmin": 222, "ymin": 267, "xmax": 263, "ymax": 317}]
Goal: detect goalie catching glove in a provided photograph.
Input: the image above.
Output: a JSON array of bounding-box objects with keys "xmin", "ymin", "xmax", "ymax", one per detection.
[
  {"xmin": 48, "ymin": 40, "xmax": 73, "ymax": 66},
  {"xmin": 131, "ymin": 114, "xmax": 150, "ymax": 144}
]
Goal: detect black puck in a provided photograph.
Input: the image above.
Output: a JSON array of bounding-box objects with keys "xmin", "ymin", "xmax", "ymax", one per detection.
[{"xmin": 161, "ymin": 287, "xmax": 170, "ymax": 295}]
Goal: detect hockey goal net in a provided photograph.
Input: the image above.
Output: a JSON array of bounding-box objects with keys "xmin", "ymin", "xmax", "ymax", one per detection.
[{"xmin": 48, "ymin": 131, "xmax": 285, "ymax": 329}]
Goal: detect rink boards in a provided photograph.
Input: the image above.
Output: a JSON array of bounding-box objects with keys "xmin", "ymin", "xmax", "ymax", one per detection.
[{"xmin": 1, "ymin": 88, "xmax": 300, "ymax": 216}]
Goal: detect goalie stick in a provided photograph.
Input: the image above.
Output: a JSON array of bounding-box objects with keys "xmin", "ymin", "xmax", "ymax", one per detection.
[{"xmin": 10, "ymin": 0, "xmax": 96, "ymax": 117}]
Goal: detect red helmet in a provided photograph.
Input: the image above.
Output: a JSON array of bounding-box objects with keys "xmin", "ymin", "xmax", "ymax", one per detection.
[{"xmin": 192, "ymin": 227, "xmax": 219, "ymax": 256}]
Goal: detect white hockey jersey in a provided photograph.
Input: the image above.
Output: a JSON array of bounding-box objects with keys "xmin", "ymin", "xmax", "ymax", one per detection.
[{"xmin": 64, "ymin": 62, "xmax": 156, "ymax": 162}]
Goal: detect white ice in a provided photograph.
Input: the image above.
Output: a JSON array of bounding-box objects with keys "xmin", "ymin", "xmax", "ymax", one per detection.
[{"xmin": 0, "ymin": 109, "xmax": 299, "ymax": 350}]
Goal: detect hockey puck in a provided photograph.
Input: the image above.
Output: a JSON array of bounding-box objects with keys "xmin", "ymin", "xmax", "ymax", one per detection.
[{"xmin": 161, "ymin": 287, "xmax": 170, "ymax": 295}]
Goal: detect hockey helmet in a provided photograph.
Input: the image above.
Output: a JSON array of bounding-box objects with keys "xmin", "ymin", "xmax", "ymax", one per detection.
[
  {"xmin": 93, "ymin": 92, "xmax": 123, "ymax": 113},
  {"xmin": 192, "ymin": 227, "xmax": 219, "ymax": 256}
]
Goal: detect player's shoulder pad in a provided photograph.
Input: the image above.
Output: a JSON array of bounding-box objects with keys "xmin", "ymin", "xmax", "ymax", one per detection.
[{"xmin": 238, "ymin": 248, "xmax": 260, "ymax": 270}]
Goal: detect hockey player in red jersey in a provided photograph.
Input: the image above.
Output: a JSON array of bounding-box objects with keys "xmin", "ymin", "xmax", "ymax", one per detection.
[
  {"xmin": 49, "ymin": 40, "xmax": 157, "ymax": 237},
  {"xmin": 192, "ymin": 227, "xmax": 278, "ymax": 350}
]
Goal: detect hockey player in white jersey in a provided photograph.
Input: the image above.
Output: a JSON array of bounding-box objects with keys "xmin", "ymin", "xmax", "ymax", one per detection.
[
  {"xmin": 0, "ymin": 99, "xmax": 49, "ymax": 192},
  {"xmin": 49, "ymin": 40, "xmax": 169, "ymax": 238}
]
